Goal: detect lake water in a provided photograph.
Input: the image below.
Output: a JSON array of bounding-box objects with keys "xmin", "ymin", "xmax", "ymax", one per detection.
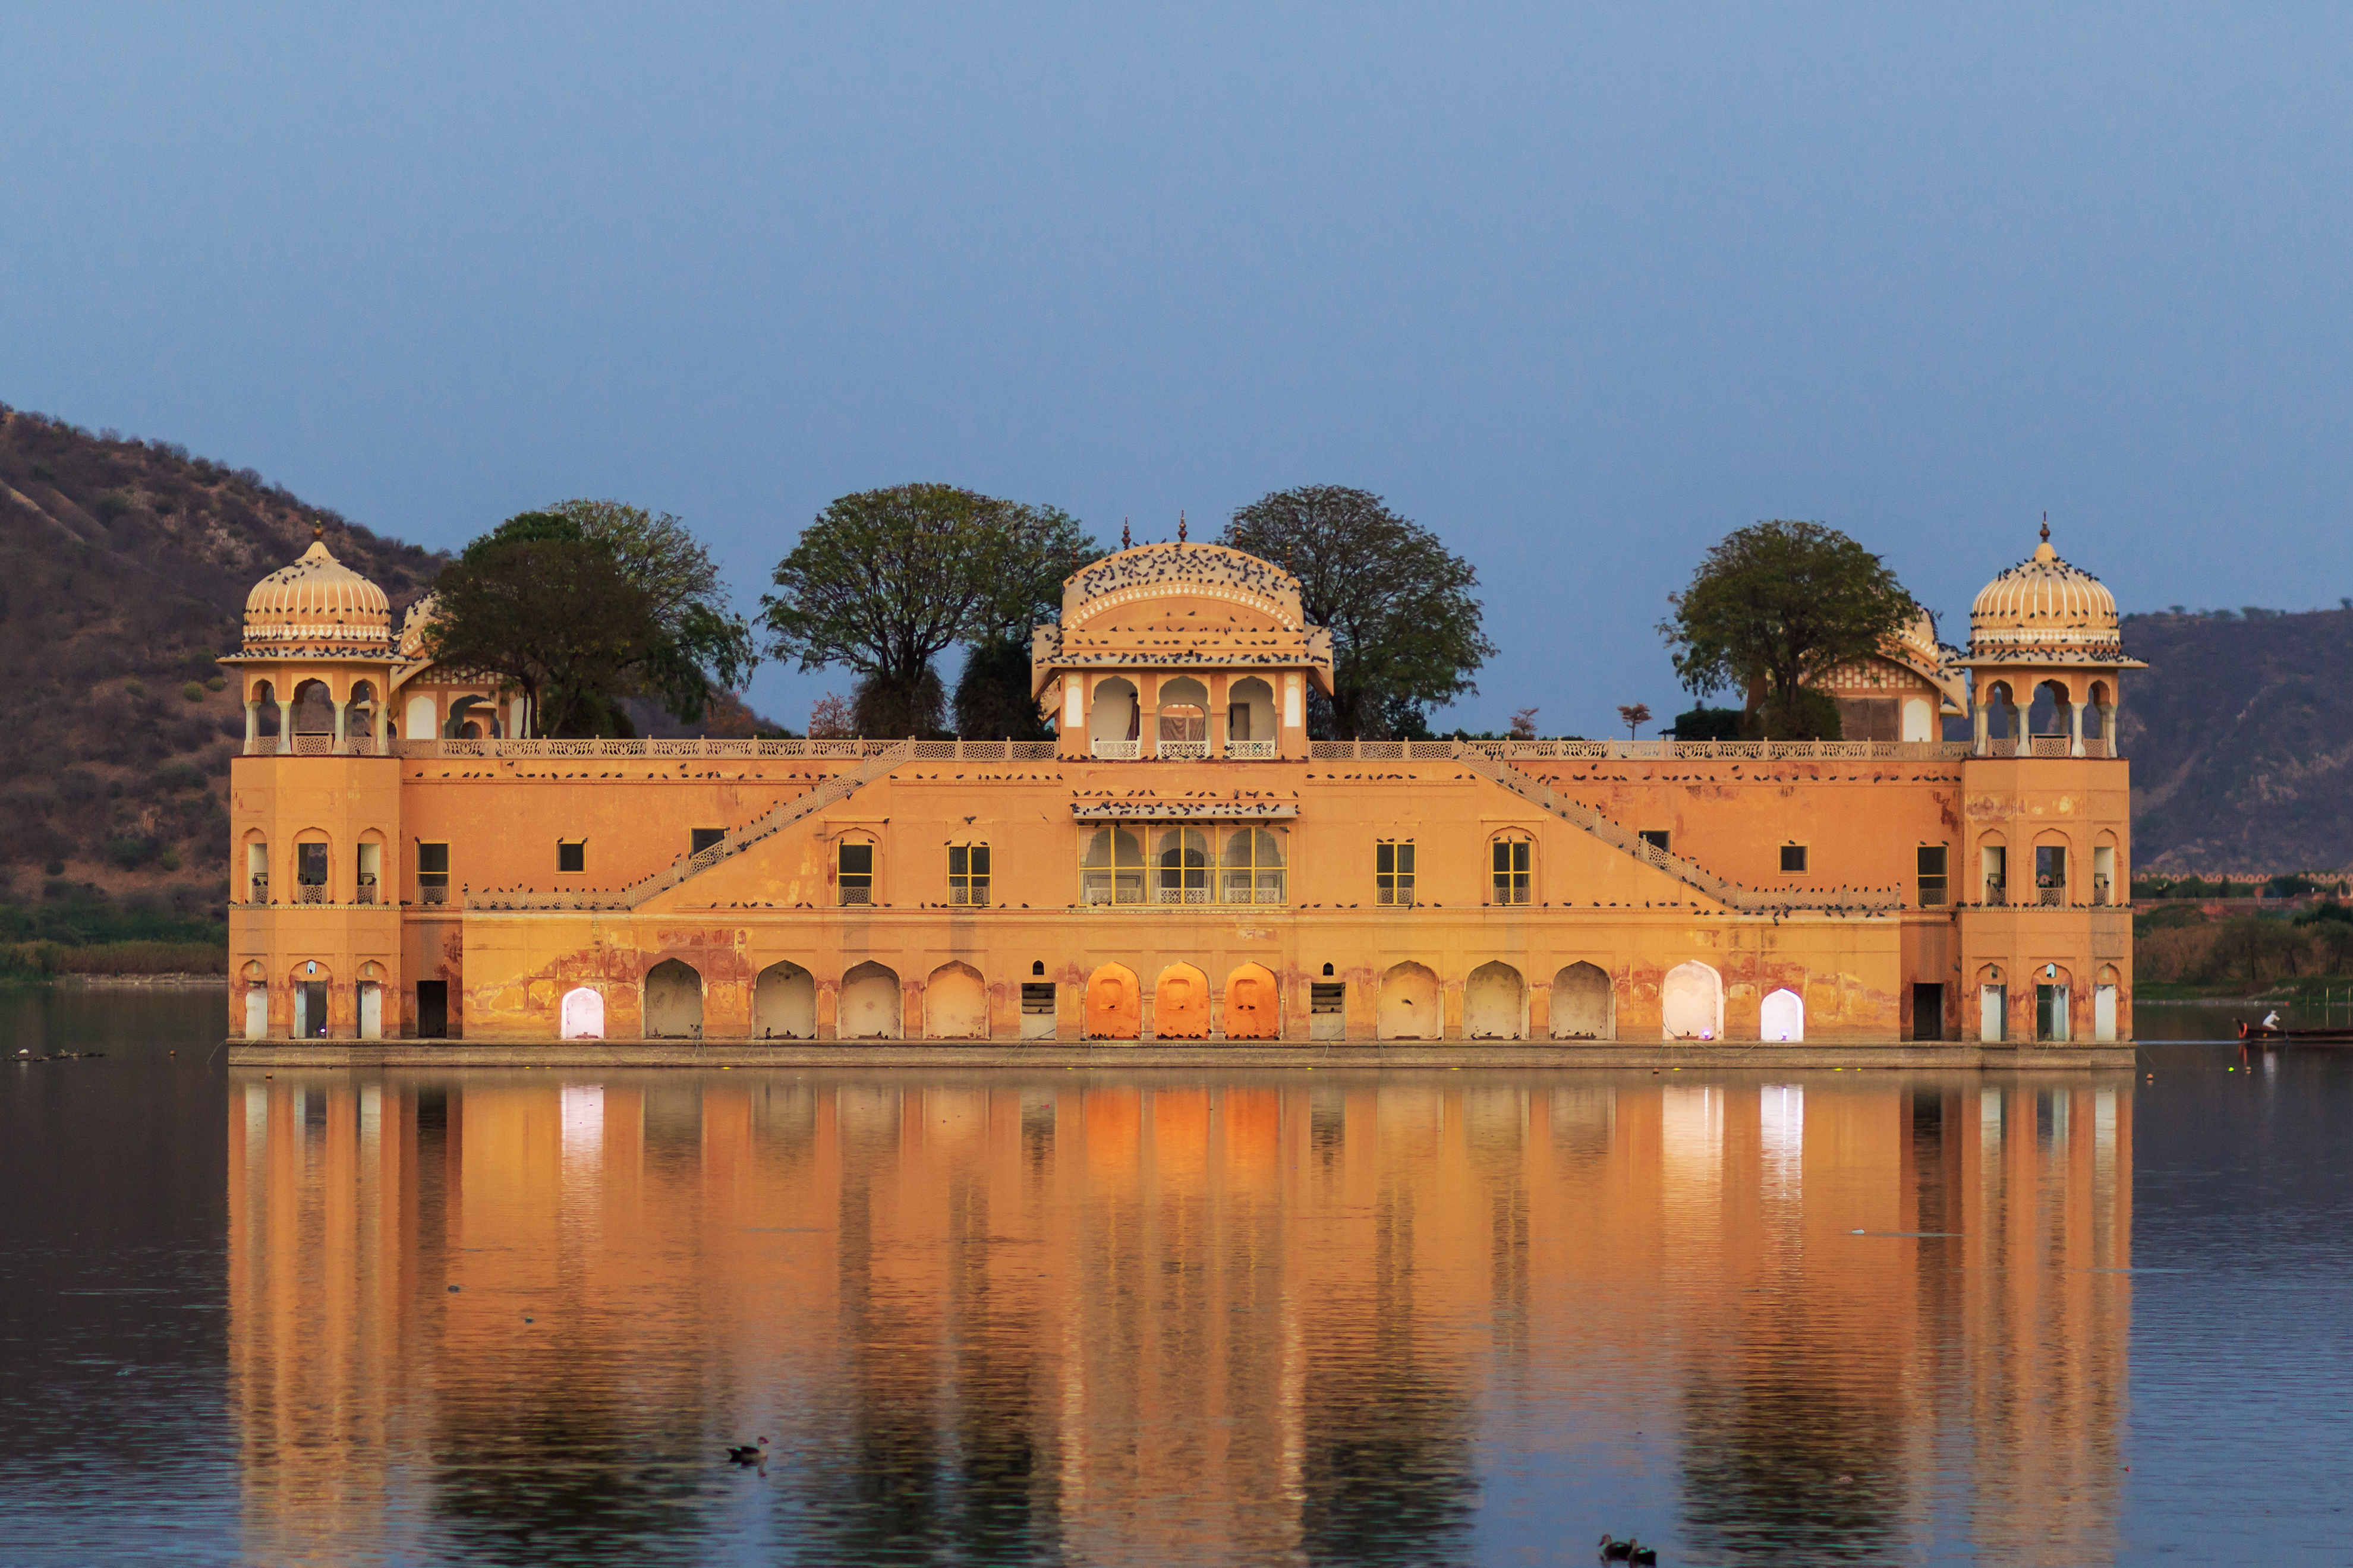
[{"xmin": 5, "ymin": 989, "xmax": 2351, "ymax": 1566}]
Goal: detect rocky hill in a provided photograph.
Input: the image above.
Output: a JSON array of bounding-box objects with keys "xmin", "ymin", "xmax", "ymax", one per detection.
[
  {"xmin": 2120, "ymin": 606, "xmax": 2353, "ymax": 874},
  {"xmin": 0, "ymin": 406, "xmax": 446, "ymax": 925}
]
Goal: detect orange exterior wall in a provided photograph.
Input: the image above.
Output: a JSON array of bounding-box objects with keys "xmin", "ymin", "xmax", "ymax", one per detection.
[{"xmin": 228, "ymin": 747, "xmax": 2135, "ymax": 1045}]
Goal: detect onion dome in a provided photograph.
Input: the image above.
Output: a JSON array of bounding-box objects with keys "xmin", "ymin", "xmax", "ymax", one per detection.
[
  {"xmin": 242, "ymin": 533, "xmax": 394, "ymax": 652},
  {"xmin": 1967, "ymin": 521, "xmax": 2122, "ymax": 664}
]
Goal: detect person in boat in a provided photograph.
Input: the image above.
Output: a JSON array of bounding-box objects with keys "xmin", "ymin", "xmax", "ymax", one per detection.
[{"xmin": 2263, "ymin": 1009, "xmax": 2282, "ymax": 1030}]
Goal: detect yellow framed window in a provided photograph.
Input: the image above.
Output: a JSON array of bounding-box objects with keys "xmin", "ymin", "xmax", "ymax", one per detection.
[
  {"xmin": 1376, "ymin": 839, "xmax": 1416, "ymax": 906},
  {"xmin": 1080, "ymin": 827, "xmax": 1145, "ymax": 905},
  {"xmin": 949, "ymin": 843, "xmax": 990, "ymax": 906},
  {"xmin": 1491, "ymin": 835, "xmax": 1531, "ymax": 904},
  {"xmin": 1220, "ymin": 827, "xmax": 1286, "ymax": 904},
  {"xmin": 838, "ymin": 841, "xmax": 874, "ymax": 905}
]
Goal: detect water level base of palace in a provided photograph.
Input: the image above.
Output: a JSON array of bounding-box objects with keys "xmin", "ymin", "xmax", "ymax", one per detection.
[{"xmin": 224, "ymin": 1039, "xmax": 2138, "ymax": 1069}]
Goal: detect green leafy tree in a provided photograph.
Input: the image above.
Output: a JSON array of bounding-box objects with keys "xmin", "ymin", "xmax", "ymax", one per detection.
[
  {"xmin": 424, "ymin": 512, "xmax": 754, "ymax": 737},
  {"xmin": 763, "ymin": 485, "xmax": 1094, "ymax": 737},
  {"xmin": 1221, "ymin": 485, "xmax": 1494, "ymax": 740},
  {"xmin": 1660, "ymin": 520, "xmax": 1917, "ymax": 741}
]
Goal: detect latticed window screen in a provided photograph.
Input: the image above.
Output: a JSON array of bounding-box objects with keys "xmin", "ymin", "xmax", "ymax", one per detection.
[
  {"xmin": 1917, "ymin": 845, "xmax": 1948, "ymax": 907},
  {"xmin": 417, "ymin": 843, "xmax": 449, "ymax": 905},
  {"xmin": 1220, "ymin": 828, "xmax": 1286, "ymax": 904},
  {"xmin": 837, "ymin": 841, "xmax": 874, "ymax": 906},
  {"xmin": 1376, "ymin": 840, "xmax": 1416, "ymax": 906},
  {"xmin": 949, "ymin": 843, "xmax": 991, "ymax": 906},
  {"xmin": 1491, "ymin": 836, "xmax": 1531, "ymax": 904},
  {"xmin": 1156, "ymin": 828, "xmax": 1210, "ymax": 904},
  {"xmin": 1080, "ymin": 828, "xmax": 1145, "ymax": 905}
]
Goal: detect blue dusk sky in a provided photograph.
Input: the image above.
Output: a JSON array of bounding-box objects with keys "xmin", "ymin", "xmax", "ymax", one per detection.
[{"xmin": 4, "ymin": 5, "xmax": 2349, "ymax": 733}]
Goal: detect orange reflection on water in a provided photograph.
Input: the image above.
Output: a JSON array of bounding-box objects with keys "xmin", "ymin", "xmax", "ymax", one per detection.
[{"xmin": 228, "ymin": 1071, "xmax": 2131, "ymax": 1565}]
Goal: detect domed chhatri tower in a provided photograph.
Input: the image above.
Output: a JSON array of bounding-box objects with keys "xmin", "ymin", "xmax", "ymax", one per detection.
[
  {"xmin": 221, "ymin": 532, "xmax": 406, "ymax": 1042},
  {"xmin": 1964, "ymin": 520, "xmax": 2143, "ymax": 757},
  {"xmin": 1954, "ymin": 520, "xmax": 2140, "ymax": 1048}
]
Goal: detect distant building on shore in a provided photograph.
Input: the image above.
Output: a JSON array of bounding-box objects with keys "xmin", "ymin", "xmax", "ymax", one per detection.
[{"xmin": 222, "ymin": 524, "xmax": 2138, "ymax": 1045}]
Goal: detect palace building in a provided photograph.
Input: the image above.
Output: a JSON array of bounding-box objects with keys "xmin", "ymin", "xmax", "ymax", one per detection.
[{"xmin": 223, "ymin": 525, "xmax": 2138, "ymax": 1046}]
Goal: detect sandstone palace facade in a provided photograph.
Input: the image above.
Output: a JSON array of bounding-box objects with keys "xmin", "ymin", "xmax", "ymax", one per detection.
[{"xmin": 224, "ymin": 527, "xmax": 2137, "ymax": 1047}]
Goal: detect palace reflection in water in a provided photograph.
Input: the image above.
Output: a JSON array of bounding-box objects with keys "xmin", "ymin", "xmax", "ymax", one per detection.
[{"xmin": 227, "ymin": 1071, "xmax": 2130, "ymax": 1566}]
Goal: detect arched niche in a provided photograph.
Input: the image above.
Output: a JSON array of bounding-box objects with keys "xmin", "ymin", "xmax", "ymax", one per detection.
[
  {"xmin": 1154, "ymin": 962, "xmax": 1210, "ymax": 1039},
  {"xmin": 644, "ymin": 959, "xmax": 703, "ymax": 1038},
  {"xmin": 1223, "ymin": 962, "xmax": 1280, "ymax": 1040},
  {"xmin": 405, "ymin": 693, "xmax": 436, "ymax": 741},
  {"xmin": 924, "ymin": 961, "xmax": 988, "ymax": 1040},
  {"xmin": 754, "ymin": 961, "xmax": 816, "ymax": 1039},
  {"xmin": 1228, "ymin": 677, "xmax": 1275, "ymax": 742},
  {"xmin": 1377, "ymin": 961, "xmax": 1440, "ymax": 1041},
  {"xmin": 291, "ymin": 679, "xmax": 335, "ymax": 736},
  {"xmin": 1463, "ymin": 961, "xmax": 1525, "ymax": 1040},
  {"xmin": 1085, "ymin": 963, "xmax": 1140, "ymax": 1039},
  {"xmin": 1760, "ymin": 987, "xmax": 1804, "ymax": 1042},
  {"xmin": 1549, "ymin": 961, "xmax": 1612, "ymax": 1040},
  {"xmin": 840, "ymin": 961, "xmax": 902, "ymax": 1040},
  {"xmin": 561, "ymin": 986, "xmax": 606, "ymax": 1040},
  {"xmin": 1900, "ymin": 696, "xmax": 1933, "ymax": 743},
  {"xmin": 1661, "ymin": 960, "xmax": 1724, "ymax": 1041},
  {"xmin": 1157, "ymin": 676, "xmax": 1208, "ymax": 747}
]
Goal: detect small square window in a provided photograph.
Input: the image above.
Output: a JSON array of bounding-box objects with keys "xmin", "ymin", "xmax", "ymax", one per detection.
[
  {"xmin": 1779, "ymin": 844, "xmax": 1809, "ymax": 874},
  {"xmin": 1639, "ymin": 829, "xmax": 1670, "ymax": 854},
  {"xmin": 557, "ymin": 840, "xmax": 585, "ymax": 873},
  {"xmin": 691, "ymin": 828, "xmax": 724, "ymax": 856}
]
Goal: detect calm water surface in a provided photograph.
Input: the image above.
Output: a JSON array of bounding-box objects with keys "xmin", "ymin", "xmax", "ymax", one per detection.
[{"xmin": 4, "ymin": 991, "xmax": 2350, "ymax": 1566}]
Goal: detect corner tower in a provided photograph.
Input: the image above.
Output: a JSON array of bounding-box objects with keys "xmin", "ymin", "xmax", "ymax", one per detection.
[{"xmin": 221, "ymin": 532, "xmax": 405, "ymax": 1040}]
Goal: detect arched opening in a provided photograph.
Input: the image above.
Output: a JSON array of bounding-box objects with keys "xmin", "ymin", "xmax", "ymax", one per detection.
[
  {"xmin": 2088, "ymin": 679, "xmax": 2116, "ymax": 753},
  {"xmin": 1661, "ymin": 961, "xmax": 1724, "ymax": 1041},
  {"xmin": 291, "ymin": 964, "xmax": 330, "ymax": 1039},
  {"xmin": 1157, "ymin": 676, "xmax": 1208, "ymax": 756},
  {"xmin": 561, "ymin": 986, "xmax": 606, "ymax": 1040},
  {"xmin": 1549, "ymin": 961, "xmax": 1612, "ymax": 1040},
  {"xmin": 2028, "ymin": 679, "xmax": 2074, "ymax": 753},
  {"xmin": 1979, "ymin": 680, "xmax": 2017, "ymax": 754},
  {"xmin": 1154, "ymin": 962, "xmax": 1211, "ymax": 1038},
  {"xmin": 248, "ymin": 679, "xmax": 281, "ymax": 749},
  {"xmin": 1979, "ymin": 832, "xmax": 2009, "ymax": 907},
  {"xmin": 644, "ymin": 960, "xmax": 703, "ymax": 1037},
  {"xmin": 1488, "ymin": 833, "xmax": 1532, "ymax": 906},
  {"xmin": 754, "ymin": 961, "xmax": 816, "ymax": 1039},
  {"xmin": 1463, "ymin": 961, "xmax": 1524, "ymax": 1039},
  {"xmin": 1223, "ymin": 963, "xmax": 1280, "ymax": 1039},
  {"xmin": 2094, "ymin": 963, "xmax": 2120, "ymax": 1042},
  {"xmin": 357, "ymin": 961, "xmax": 386, "ymax": 1040},
  {"xmin": 1977, "ymin": 963, "xmax": 2008, "ymax": 1043},
  {"xmin": 291, "ymin": 679, "xmax": 335, "ymax": 737},
  {"xmin": 348, "ymin": 680, "xmax": 378, "ymax": 750},
  {"xmin": 293, "ymin": 830, "xmax": 332, "ymax": 904},
  {"xmin": 2035, "ymin": 963, "xmax": 2073, "ymax": 1042},
  {"xmin": 1155, "ymin": 828, "xmax": 1209, "ymax": 904},
  {"xmin": 242, "ymin": 832, "xmax": 270, "ymax": 904},
  {"xmin": 1377, "ymin": 961, "xmax": 1441, "ymax": 1041},
  {"xmin": 1900, "ymin": 696, "xmax": 1933, "ymax": 743},
  {"xmin": 924, "ymin": 961, "xmax": 989, "ymax": 1039},
  {"xmin": 1228, "ymin": 676, "xmax": 1275, "ymax": 746},
  {"xmin": 2093, "ymin": 832, "xmax": 2118, "ymax": 906},
  {"xmin": 241, "ymin": 960, "xmax": 267, "ymax": 1039},
  {"xmin": 446, "ymin": 693, "xmax": 497, "ymax": 740},
  {"xmin": 1081, "ymin": 826, "xmax": 1145, "ymax": 906},
  {"xmin": 1089, "ymin": 677, "xmax": 1140, "ymax": 755},
  {"xmin": 1760, "ymin": 987, "xmax": 1804, "ymax": 1042},
  {"xmin": 405, "ymin": 693, "xmax": 436, "ymax": 743},
  {"xmin": 1084, "ymin": 963, "xmax": 1140, "ymax": 1039},
  {"xmin": 839, "ymin": 961, "xmax": 902, "ymax": 1039},
  {"xmin": 2033, "ymin": 832, "xmax": 2071, "ymax": 907}
]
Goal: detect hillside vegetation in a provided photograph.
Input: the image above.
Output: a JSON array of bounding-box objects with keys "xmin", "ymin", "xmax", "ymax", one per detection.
[
  {"xmin": 2120, "ymin": 606, "xmax": 2353, "ymax": 873},
  {"xmin": 0, "ymin": 405, "xmax": 445, "ymax": 941}
]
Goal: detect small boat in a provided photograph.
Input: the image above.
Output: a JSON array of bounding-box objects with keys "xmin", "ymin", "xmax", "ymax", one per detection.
[{"xmin": 2237, "ymin": 1021, "xmax": 2353, "ymax": 1045}]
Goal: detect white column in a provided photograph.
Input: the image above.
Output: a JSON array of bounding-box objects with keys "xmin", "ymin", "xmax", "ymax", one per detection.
[
  {"xmin": 332, "ymin": 700, "xmax": 349, "ymax": 753},
  {"xmin": 276, "ymin": 700, "xmax": 291, "ymax": 755},
  {"xmin": 2068, "ymin": 695, "xmax": 2085, "ymax": 756},
  {"xmin": 375, "ymin": 692, "xmax": 389, "ymax": 748},
  {"xmin": 244, "ymin": 701, "xmax": 259, "ymax": 753},
  {"xmin": 1973, "ymin": 701, "xmax": 1989, "ymax": 755}
]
